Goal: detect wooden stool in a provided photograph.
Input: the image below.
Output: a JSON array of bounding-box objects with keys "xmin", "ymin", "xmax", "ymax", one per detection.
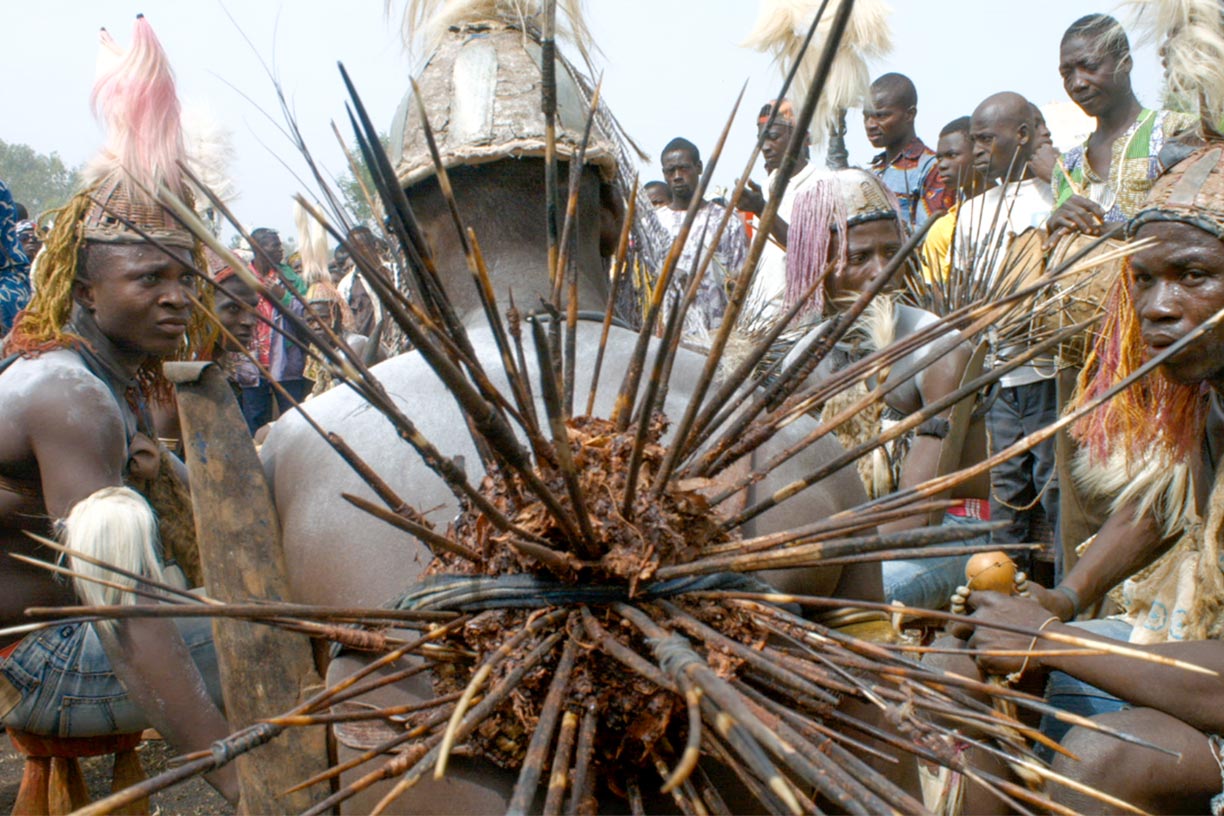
[{"xmin": 6, "ymin": 729, "xmax": 147, "ymax": 816}]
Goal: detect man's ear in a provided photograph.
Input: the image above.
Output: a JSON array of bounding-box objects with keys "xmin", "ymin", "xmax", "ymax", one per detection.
[
  {"xmin": 73, "ymin": 278, "xmax": 96, "ymax": 313},
  {"xmin": 1017, "ymin": 122, "xmax": 1031, "ymax": 147},
  {"xmin": 905, "ymin": 106, "xmax": 917, "ymax": 124},
  {"xmin": 598, "ymin": 181, "xmax": 623, "ymax": 257}
]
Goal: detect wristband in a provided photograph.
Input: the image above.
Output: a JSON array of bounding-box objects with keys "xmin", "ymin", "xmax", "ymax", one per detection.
[{"xmin": 1053, "ymin": 585, "xmax": 1081, "ymax": 621}]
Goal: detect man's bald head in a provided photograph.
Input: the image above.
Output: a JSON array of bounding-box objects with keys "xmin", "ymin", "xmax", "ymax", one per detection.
[{"xmin": 969, "ymin": 92, "xmax": 1035, "ymax": 182}]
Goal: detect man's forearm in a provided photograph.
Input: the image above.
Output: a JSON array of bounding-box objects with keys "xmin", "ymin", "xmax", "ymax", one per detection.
[
  {"xmin": 1037, "ymin": 626, "xmax": 1224, "ymax": 733},
  {"xmin": 1059, "ymin": 500, "xmax": 1170, "ymax": 609}
]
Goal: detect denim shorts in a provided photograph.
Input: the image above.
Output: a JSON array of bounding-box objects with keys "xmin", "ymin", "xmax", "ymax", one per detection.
[
  {"xmin": 1034, "ymin": 617, "xmax": 1133, "ymax": 761},
  {"xmin": 0, "ymin": 616, "xmax": 221, "ymax": 738},
  {"xmin": 882, "ymin": 511, "xmax": 988, "ymax": 611}
]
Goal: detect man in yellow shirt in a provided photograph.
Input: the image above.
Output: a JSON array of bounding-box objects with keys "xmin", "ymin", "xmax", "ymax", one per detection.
[{"xmin": 921, "ymin": 116, "xmax": 986, "ymax": 281}]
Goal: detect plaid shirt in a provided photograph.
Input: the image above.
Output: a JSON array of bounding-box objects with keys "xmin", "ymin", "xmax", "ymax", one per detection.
[{"xmin": 871, "ymin": 137, "xmax": 953, "ymax": 228}]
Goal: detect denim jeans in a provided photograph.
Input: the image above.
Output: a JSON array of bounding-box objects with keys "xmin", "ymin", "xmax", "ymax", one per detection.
[
  {"xmin": 0, "ymin": 617, "xmax": 220, "ymax": 738},
  {"xmin": 987, "ymin": 380, "xmax": 1060, "ymax": 572},
  {"xmin": 275, "ymin": 378, "xmax": 310, "ymax": 414},
  {"xmin": 240, "ymin": 381, "xmax": 273, "ymax": 434},
  {"xmin": 882, "ymin": 512, "xmax": 989, "ymax": 611},
  {"xmin": 1034, "ymin": 617, "xmax": 1133, "ymax": 761}
]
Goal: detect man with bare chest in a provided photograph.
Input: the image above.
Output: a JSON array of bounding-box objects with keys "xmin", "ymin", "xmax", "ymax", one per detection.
[{"xmin": 0, "ymin": 17, "xmax": 236, "ymax": 802}]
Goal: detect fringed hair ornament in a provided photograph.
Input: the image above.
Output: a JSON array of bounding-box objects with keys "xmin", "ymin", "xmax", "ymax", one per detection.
[
  {"xmin": 1071, "ymin": 264, "xmax": 1209, "ymax": 469},
  {"xmin": 784, "ymin": 168, "xmax": 903, "ymax": 317}
]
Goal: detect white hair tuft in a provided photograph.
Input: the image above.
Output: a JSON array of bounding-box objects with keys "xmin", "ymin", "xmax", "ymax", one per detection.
[{"xmin": 64, "ymin": 486, "xmax": 167, "ymax": 609}]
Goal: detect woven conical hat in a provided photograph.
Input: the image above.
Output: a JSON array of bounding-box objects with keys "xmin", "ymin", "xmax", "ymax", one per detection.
[{"xmin": 391, "ymin": 21, "xmax": 617, "ymax": 189}]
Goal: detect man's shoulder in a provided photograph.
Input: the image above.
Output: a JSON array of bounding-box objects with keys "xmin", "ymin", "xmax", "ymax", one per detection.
[
  {"xmin": 902, "ymin": 137, "xmax": 935, "ymax": 164},
  {"xmin": 0, "ymin": 351, "xmax": 116, "ymax": 419}
]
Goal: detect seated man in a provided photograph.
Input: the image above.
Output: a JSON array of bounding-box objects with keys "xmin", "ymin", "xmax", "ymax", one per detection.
[
  {"xmin": 781, "ymin": 168, "xmax": 989, "ymax": 610},
  {"xmin": 953, "ymin": 143, "xmax": 1224, "ymax": 813},
  {"xmin": 0, "ymin": 18, "xmax": 235, "ymax": 802}
]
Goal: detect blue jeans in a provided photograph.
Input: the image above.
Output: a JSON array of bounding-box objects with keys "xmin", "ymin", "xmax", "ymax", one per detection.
[
  {"xmin": 987, "ymin": 380, "xmax": 1059, "ymax": 571},
  {"xmin": 240, "ymin": 381, "xmax": 273, "ymax": 434},
  {"xmin": 882, "ymin": 512, "xmax": 989, "ymax": 611},
  {"xmin": 275, "ymin": 378, "xmax": 310, "ymax": 413},
  {"xmin": 1035, "ymin": 617, "xmax": 1133, "ymax": 761},
  {"xmin": 0, "ymin": 617, "xmax": 221, "ymax": 738}
]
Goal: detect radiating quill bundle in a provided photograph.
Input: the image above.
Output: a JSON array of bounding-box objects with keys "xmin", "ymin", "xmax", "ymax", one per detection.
[{"xmin": 54, "ymin": 2, "xmax": 1203, "ymax": 812}]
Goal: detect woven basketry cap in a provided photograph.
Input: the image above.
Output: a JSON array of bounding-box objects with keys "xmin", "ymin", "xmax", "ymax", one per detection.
[
  {"xmin": 1130, "ymin": 145, "xmax": 1224, "ymax": 240},
  {"xmin": 834, "ymin": 168, "xmax": 900, "ymax": 227},
  {"xmin": 81, "ymin": 169, "xmax": 195, "ymax": 250},
  {"xmin": 390, "ymin": 21, "xmax": 617, "ymax": 189}
]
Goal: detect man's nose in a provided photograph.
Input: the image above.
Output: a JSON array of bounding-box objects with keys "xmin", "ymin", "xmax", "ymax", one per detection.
[
  {"xmin": 163, "ymin": 282, "xmax": 191, "ymax": 309},
  {"xmin": 1140, "ymin": 281, "xmax": 1182, "ymax": 322}
]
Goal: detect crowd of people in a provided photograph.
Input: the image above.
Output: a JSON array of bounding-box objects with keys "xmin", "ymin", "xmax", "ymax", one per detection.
[{"xmin": 3, "ymin": 6, "xmax": 1224, "ymax": 812}]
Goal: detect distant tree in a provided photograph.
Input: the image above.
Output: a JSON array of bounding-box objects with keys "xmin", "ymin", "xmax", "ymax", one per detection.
[
  {"xmin": 336, "ymin": 135, "xmax": 388, "ymax": 227},
  {"xmin": 0, "ymin": 140, "xmax": 81, "ymax": 219}
]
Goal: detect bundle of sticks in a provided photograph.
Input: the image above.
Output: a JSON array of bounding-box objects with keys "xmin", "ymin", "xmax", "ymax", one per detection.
[{"xmin": 14, "ymin": 2, "xmax": 1218, "ymax": 814}]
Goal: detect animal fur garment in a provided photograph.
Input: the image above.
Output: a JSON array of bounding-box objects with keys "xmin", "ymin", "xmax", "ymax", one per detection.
[
  {"xmin": 1072, "ymin": 444, "xmax": 1196, "ymax": 544},
  {"xmin": 743, "ymin": 0, "xmax": 893, "ymax": 146},
  {"xmin": 64, "ymin": 486, "xmax": 169, "ymax": 609}
]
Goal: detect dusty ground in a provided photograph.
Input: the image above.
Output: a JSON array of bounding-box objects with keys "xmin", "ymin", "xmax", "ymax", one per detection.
[{"xmin": 0, "ymin": 732, "xmax": 231, "ymax": 815}]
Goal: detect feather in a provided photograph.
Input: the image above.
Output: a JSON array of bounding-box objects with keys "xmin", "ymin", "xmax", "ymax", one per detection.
[
  {"xmin": 743, "ymin": 0, "xmax": 893, "ymax": 146},
  {"xmin": 64, "ymin": 486, "xmax": 170, "ymax": 610},
  {"xmin": 294, "ymin": 199, "xmax": 332, "ymax": 287},
  {"xmin": 182, "ymin": 104, "xmax": 239, "ymax": 235},
  {"xmin": 1128, "ymin": 0, "xmax": 1224, "ymax": 129},
  {"xmin": 85, "ymin": 15, "xmax": 187, "ymax": 199},
  {"xmin": 182, "ymin": 105, "xmax": 239, "ymax": 205}
]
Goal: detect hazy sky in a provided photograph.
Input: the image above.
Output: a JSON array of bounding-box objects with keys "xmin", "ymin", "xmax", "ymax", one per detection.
[{"xmin": 5, "ymin": 1, "xmax": 1166, "ymax": 239}]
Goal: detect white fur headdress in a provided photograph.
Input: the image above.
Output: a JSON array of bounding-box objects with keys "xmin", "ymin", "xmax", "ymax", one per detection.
[
  {"xmin": 743, "ymin": 0, "xmax": 893, "ymax": 146},
  {"xmin": 1130, "ymin": 0, "xmax": 1224, "ymax": 130}
]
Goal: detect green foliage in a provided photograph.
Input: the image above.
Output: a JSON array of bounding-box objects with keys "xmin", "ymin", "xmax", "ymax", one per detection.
[
  {"xmin": 0, "ymin": 139, "xmax": 82, "ymax": 219},
  {"xmin": 336, "ymin": 135, "xmax": 388, "ymax": 227}
]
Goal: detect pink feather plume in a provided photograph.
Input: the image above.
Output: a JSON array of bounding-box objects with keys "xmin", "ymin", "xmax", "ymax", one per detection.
[{"xmin": 88, "ymin": 15, "xmax": 186, "ymax": 197}]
